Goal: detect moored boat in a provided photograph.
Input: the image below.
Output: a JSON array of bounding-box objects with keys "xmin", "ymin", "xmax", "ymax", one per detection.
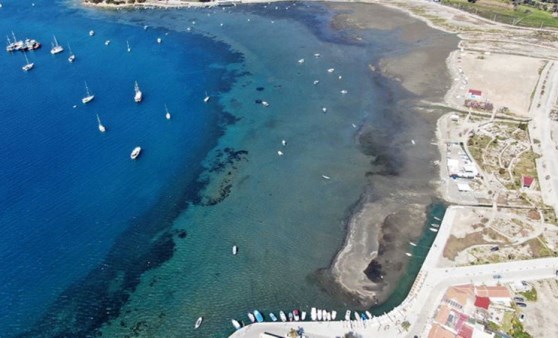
[
  {"xmin": 194, "ymin": 317, "xmax": 203, "ymax": 329},
  {"xmin": 22, "ymin": 52, "xmax": 33, "ymax": 71},
  {"xmin": 345, "ymin": 310, "xmax": 351, "ymax": 321},
  {"xmin": 50, "ymin": 35, "xmax": 63, "ymax": 54},
  {"xmin": 287, "ymin": 312, "xmax": 293, "ymax": 321},
  {"xmin": 429, "ymin": 228, "xmax": 439, "ymax": 233},
  {"xmin": 232, "ymin": 245, "xmax": 238, "ymax": 255},
  {"xmin": 96, "ymin": 114, "xmax": 106, "ymax": 133},
  {"xmin": 317, "ymin": 309, "xmax": 322, "ymax": 321},
  {"xmin": 204, "ymin": 92, "xmax": 210, "ymax": 103},
  {"xmin": 247, "ymin": 312, "xmax": 255, "ymax": 323},
  {"xmin": 82, "ymin": 81, "xmax": 94, "ymax": 104},
  {"xmin": 301, "ymin": 311, "xmax": 306, "ymax": 321},
  {"xmin": 293, "ymin": 309, "xmax": 300, "ymax": 321},
  {"xmin": 231, "ymin": 319, "xmax": 241, "ymax": 330},
  {"xmin": 67, "ymin": 43, "xmax": 75, "ymax": 63},
  {"xmin": 310, "ymin": 307, "xmax": 316, "ymax": 321},
  {"xmin": 353, "ymin": 312, "xmax": 360, "ymax": 321},
  {"xmin": 279, "ymin": 311, "xmax": 287, "ymax": 322},
  {"xmin": 130, "ymin": 146, "xmax": 141, "ymax": 160},
  {"xmin": 253, "ymin": 310, "xmax": 263, "ymax": 323},
  {"xmin": 365, "ymin": 311, "xmax": 373, "ymax": 320},
  {"xmin": 165, "ymin": 104, "xmax": 171, "ymax": 120},
  {"xmin": 361, "ymin": 313, "xmax": 367, "ymax": 320},
  {"xmin": 269, "ymin": 312, "xmax": 277, "ymax": 322},
  {"xmin": 331, "ymin": 310, "xmax": 337, "ymax": 320},
  {"xmin": 134, "ymin": 81, "xmax": 143, "ymax": 103}
]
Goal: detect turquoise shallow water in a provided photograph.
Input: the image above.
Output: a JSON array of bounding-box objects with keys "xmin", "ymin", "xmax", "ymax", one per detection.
[{"xmin": 0, "ymin": 1, "xmax": 448, "ymax": 337}]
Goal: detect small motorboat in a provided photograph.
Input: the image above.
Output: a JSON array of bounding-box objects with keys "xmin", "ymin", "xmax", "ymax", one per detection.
[
  {"xmin": 430, "ymin": 228, "xmax": 439, "ymax": 233},
  {"xmin": 130, "ymin": 146, "xmax": 141, "ymax": 160},
  {"xmin": 340, "ymin": 89, "xmax": 348, "ymax": 94},
  {"xmin": 331, "ymin": 310, "xmax": 337, "ymax": 320},
  {"xmin": 361, "ymin": 313, "xmax": 367, "ymax": 321},
  {"xmin": 277, "ymin": 150, "xmax": 283, "ymax": 156},
  {"xmin": 261, "ymin": 101, "xmax": 269, "ymax": 107},
  {"xmin": 313, "ymin": 80, "xmax": 319, "ymax": 85},
  {"xmin": 321, "ymin": 175, "xmax": 331, "ymax": 180},
  {"xmin": 365, "ymin": 311, "xmax": 373, "ymax": 320},
  {"xmin": 406, "ymin": 252, "xmax": 412, "ymax": 257},
  {"xmin": 345, "ymin": 310, "xmax": 351, "ymax": 321},
  {"xmin": 288, "ymin": 312, "xmax": 293, "ymax": 321},
  {"xmin": 314, "ymin": 53, "xmax": 320, "ymax": 57},
  {"xmin": 434, "ymin": 216, "xmax": 442, "ymax": 221},
  {"xmin": 157, "ymin": 37, "xmax": 162, "ymax": 44},
  {"xmin": 298, "ymin": 58, "xmax": 304, "ymax": 64},
  {"xmin": 317, "ymin": 309, "xmax": 322, "ymax": 321},
  {"xmin": 279, "ymin": 311, "xmax": 287, "ymax": 322},
  {"xmin": 327, "ymin": 68, "xmax": 334, "ymax": 73},
  {"xmin": 301, "ymin": 311, "xmax": 306, "ymax": 321},
  {"xmin": 104, "ymin": 40, "xmax": 110, "ymax": 46},
  {"xmin": 269, "ymin": 313, "xmax": 277, "ymax": 322},
  {"xmin": 431, "ymin": 223, "xmax": 440, "ymax": 228},
  {"xmin": 247, "ymin": 312, "xmax": 255, "ymax": 323},
  {"xmin": 203, "ymin": 92, "xmax": 210, "ymax": 103},
  {"xmin": 232, "ymin": 245, "xmax": 238, "ymax": 255},
  {"xmin": 281, "ymin": 139, "xmax": 286, "ymax": 146},
  {"xmin": 293, "ymin": 309, "xmax": 300, "ymax": 321},
  {"xmin": 89, "ymin": 30, "xmax": 95, "ymax": 36},
  {"xmin": 194, "ymin": 317, "xmax": 203, "ymax": 329},
  {"xmin": 322, "ymin": 107, "xmax": 327, "ymax": 113},
  {"xmin": 323, "ymin": 311, "xmax": 329, "ymax": 321},
  {"xmin": 231, "ymin": 319, "xmax": 242, "ymax": 330},
  {"xmin": 253, "ymin": 310, "xmax": 263, "ymax": 323},
  {"xmin": 353, "ymin": 312, "xmax": 360, "ymax": 321},
  {"xmin": 310, "ymin": 307, "xmax": 316, "ymax": 321}
]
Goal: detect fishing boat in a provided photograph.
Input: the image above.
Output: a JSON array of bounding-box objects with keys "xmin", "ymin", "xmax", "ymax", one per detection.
[
  {"xmin": 22, "ymin": 52, "xmax": 34, "ymax": 71},
  {"xmin": 345, "ymin": 310, "xmax": 351, "ymax": 321},
  {"xmin": 253, "ymin": 310, "xmax": 263, "ymax": 323},
  {"xmin": 96, "ymin": 114, "xmax": 106, "ymax": 133},
  {"xmin": 317, "ymin": 309, "xmax": 322, "ymax": 321},
  {"xmin": 165, "ymin": 104, "xmax": 171, "ymax": 120},
  {"xmin": 247, "ymin": 312, "xmax": 255, "ymax": 323},
  {"xmin": 130, "ymin": 146, "xmax": 141, "ymax": 160},
  {"xmin": 365, "ymin": 311, "xmax": 373, "ymax": 320},
  {"xmin": 50, "ymin": 35, "xmax": 63, "ymax": 54},
  {"xmin": 67, "ymin": 44, "xmax": 75, "ymax": 63},
  {"xmin": 134, "ymin": 81, "xmax": 142, "ymax": 103},
  {"xmin": 301, "ymin": 311, "xmax": 306, "ymax": 321},
  {"xmin": 279, "ymin": 311, "xmax": 287, "ymax": 322},
  {"xmin": 310, "ymin": 307, "xmax": 316, "ymax": 321},
  {"xmin": 82, "ymin": 82, "xmax": 95, "ymax": 104},
  {"xmin": 269, "ymin": 313, "xmax": 277, "ymax": 322},
  {"xmin": 232, "ymin": 245, "xmax": 238, "ymax": 255},
  {"xmin": 231, "ymin": 319, "xmax": 242, "ymax": 330},
  {"xmin": 293, "ymin": 309, "xmax": 300, "ymax": 321},
  {"xmin": 194, "ymin": 317, "xmax": 203, "ymax": 329},
  {"xmin": 331, "ymin": 310, "xmax": 337, "ymax": 320},
  {"xmin": 126, "ymin": 40, "xmax": 131, "ymax": 52},
  {"xmin": 203, "ymin": 92, "xmax": 210, "ymax": 103}
]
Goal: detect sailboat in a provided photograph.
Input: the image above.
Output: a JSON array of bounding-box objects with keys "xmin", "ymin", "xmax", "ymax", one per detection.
[
  {"xmin": 134, "ymin": 81, "xmax": 142, "ymax": 103},
  {"xmin": 82, "ymin": 81, "xmax": 95, "ymax": 104},
  {"xmin": 96, "ymin": 114, "xmax": 106, "ymax": 133},
  {"xmin": 126, "ymin": 40, "xmax": 131, "ymax": 53},
  {"xmin": 165, "ymin": 104, "xmax": 171, "ymax": 120},
  {"xmin": 203, "ymin": 92, "xmax": 210, "ymax": 103},
  {"xmin": 22, "ymin": 52, "xmax": 34, "ymax": 71},
  {"xmin": 67, "ymin": 43, "xmax": 75, "ymax": 63},
  {"xmin": 50, "ymin": 35, "xmax": 63, "ymax": 54}
]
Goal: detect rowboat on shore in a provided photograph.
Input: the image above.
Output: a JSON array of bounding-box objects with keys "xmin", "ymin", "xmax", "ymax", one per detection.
[
  {"xmin": 344, "ymin": 310, "xmax": 351, "ymax": 321},
  {"xmin": 301, "ymin": 311, "xmax": 306, "ymax": 321},
  {"xmin": 269, "ymin": 312, "xmax": 277, "ymax": 322},
  {"xmin": 365, "ymin": 311, "xmax": 373, "ymax": 320},
  {"xmin": 279, "ymin": 311, "xmax": 287, "ymax": 322},
  {"xmin": 253, "ymin": 310, "xmax": 263, "ymax": 323},
  {"xmin": 231, "ymin": 319, "xmax": 242, "ymax": 330},
  {"xmin": 247, "ymin": 312, "xmax": 255, "ymax": 323},
  {"xmin": 331, "ymin": 310, "xmax": 337, "ymax": 320}
]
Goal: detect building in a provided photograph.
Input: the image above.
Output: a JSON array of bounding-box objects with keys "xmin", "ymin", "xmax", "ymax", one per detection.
[
  {"xmin": 467, "ymin": 89, "xmax": 483, "ymax": 100},
  {"xmin": 521, "ymin": 175, "xmax": 535, "ymax": 189}
]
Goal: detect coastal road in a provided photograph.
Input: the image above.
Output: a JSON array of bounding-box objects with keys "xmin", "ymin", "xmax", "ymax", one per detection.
[{"xmin": 229, "ymin": 206, "xmax": 558, "ymax": 338}]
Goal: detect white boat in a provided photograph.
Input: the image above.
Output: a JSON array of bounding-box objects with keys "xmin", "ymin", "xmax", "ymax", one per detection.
[
  {"xmin": 232, "ymin": 245, "xmax": 238, "ymax": 255},
  {"xmin": 431, "ymin": 223, "xmax": 440, "ymax": 228},
  {"xmin": 50, "ymin": 35, "xmax": 63, "ymax": 54},
  {"xmin": 104, "ymin": 40, "xmax": 110, "ymax": 46},
  {"xmin": 231, "ymin": 319, "xmax": 241, "ymax": 330},
  {"xmin": 134, "ymin": 81, "xmax": 142, "ymax": 103},
  {"xmin": 353, "ymin": 312, "xmax": 360, "ymax": 320},
  {"xmin": 279, "ymin": 311, "xmax": 287, "ymax": 322},
  {"xmin": 165, "ymin": 104, "xmax": 171, "ymax": 120},
  {"xmin": 281, "ymin": 139, "xmax": 286, "ymax": 146},
  {"xmin": 261, "ymin": 101, "xmax": 269, "ymax": 107},
  {"xmin": 203, "ymin": 92, "xmax": 210, "ymax": 103},
  {"xmin": 406, "ymin": 252, "xmax": 412, "ymax": 257},
  {"xmin": 157, "ymin": 37, "xmax": 162, "ymax": 44},
  {"xmin": 331, "ymin": 310, "xmax": 337, "ymax": 320},
  {"xmin": 327, "ymin": 68, "xmax": 334, "ymax": 73},
  {"xmin": 247, "ymin": 312, "xmax": 255, "ymax": 323},
  {"xmin": 126, "ymin": 40, "xmax": 131, "ymax": 52},
  {"xmin": 269, "ymin": 313, "xmax": 277, "ymax": 322},
  {"xmin": 22, "ymin": 52, "xmax": 34, "ymax": 71},
  {"xmin": 321, "ymin": 175, "xmax": 330, "ymax": 180},
  {"xmin": 340, "ymin": 89, "xmax": 348, "ymax": 94},
  {"xmin": 68, "ymin": 44, "xmax": 75, "ymax": 63},
  {"xmin": 89, "ymin": 30, "xmax": 95, "ymax": 36},
  {"xmin": 277, "ymin": 150, "xmax": 283, "ymax": 156},
  {"xmin": 323, "ymin": 311, "xmax": 328, "ymax": 321},
  {"xmin": 293, "ymin": 310, "xmax": 300, "ymax": 321},
  {"xmin": 411, "ymin": 139, "xmax": 416, "ymax": 145},
  {"xmin": 96, "ymin": 114, "xmax": 106, "ymax": 133},
  {"xmin": 365, "ymin": 311, "xmax": 373, "ymax": 320},
  {"xmin": 301, "ymin": 311, "xmax": 306, "ymax": 321},
  {"xmin": 314, "ymin": 53, "xmax": 320, "ymax": 57},
  {"xmin": 310, "ymin": 307, "xmax": 316, "ymax": 321},
  {"xmin": 430, "ymin": 228, "xmax": 439, "ymax": 233},
  {"xmin": 130, "ymin": 146, "xmax": 141, "ymax": 160},
  {"xmin": 434, "ymin": 216, "xmax": 442, "ymax": 221},
  {"xmin": 322, "ymin": 107, "xmax": 327, "ymax": 113},
  {"xmin": 313, "ymin": 80, "xmax": 319, "ymax": 85},
  {"xmin": 298, "ymin": 58, "xmax": 304, "ymax": 64},
  {"xmin": 317, "ymin": 309, "xmax": 322, "ymax": 321},
  {"xmin": 194, "ymin": 317, "xmax": 203, "ymax": 329},
  {"xmin": 82, "ymin": 82, "xmax": 95, "ymax": 104},
  {"xmin": 344, "ymin": 310, "xmax": 351, "ymax": 321}
]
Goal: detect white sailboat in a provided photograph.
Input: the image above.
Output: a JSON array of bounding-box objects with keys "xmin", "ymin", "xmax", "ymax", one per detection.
[
  {"xmin": 130, "ymin": 146, "xmax": 141, "ymax": 160},
  {"xmin": 126, "ymin": 40, "xmax": 131, "ymax": 52},
  {"xmin": 96, "ymin": 114, "xmax": 106, "ymax": 133},
  {"xmin": 50, "ymin": 35, "xmax": 63, "ymax": 54},
  {"xmin": 82, "ymin": 81, "xmax": 95, "ymax": 104},
  {"xmin": 22, "ymin": 52, "xmax": 34, "ymax": 71},
  {"xmin": 134, "ymin": 81, "xmax": 142, "ymax": 103},
  {"xmin": 67, "ymin": 43, "xmax": 75, "ymax": 63},
  {"xmin": 165, "ymin": 104, "xmax": 171, "ymax": 120}
]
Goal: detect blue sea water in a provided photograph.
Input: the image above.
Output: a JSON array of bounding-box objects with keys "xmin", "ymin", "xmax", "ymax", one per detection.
[{"xmin": 0, "ymin": 1, "xmax": 452, "ymax": 337}]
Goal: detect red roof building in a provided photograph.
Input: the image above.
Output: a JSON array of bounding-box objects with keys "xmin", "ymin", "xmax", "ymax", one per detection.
[
  {"xmin": 522, "ymin": 175, "xmax": 535, "ymax": 188},
  {"xmin": 468, "ymin": 89, "xmax": 482, "ymax": 97},
  {"xmin": 474, "ymin": 296, "xmax": 490, "ymax": 310}
]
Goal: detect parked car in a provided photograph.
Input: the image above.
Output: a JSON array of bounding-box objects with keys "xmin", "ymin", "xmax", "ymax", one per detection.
[
  {"xmin": 514, "ymin": 296, "xmax": 525, "ymax": 302},
  {"xmin": 493, "ymin": 274, "xmax": 502, "ymax": 279},
  {"xmin": 490, "ymin": 246, "xmax": 499, "ymax": 252},
  {"xmin": 516, "ymin": 302, "xmax": 527, "ymax": 308}
]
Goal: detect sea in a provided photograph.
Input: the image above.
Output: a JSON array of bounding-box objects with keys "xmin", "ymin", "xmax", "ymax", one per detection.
[{"xmin": 0, "ymin": 1, "xmax": 446, "ymax": 337}]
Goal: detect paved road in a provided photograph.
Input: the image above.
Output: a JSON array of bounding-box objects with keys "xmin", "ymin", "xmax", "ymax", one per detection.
[{"xmin": 229, "ymin": 206, "xmax": 558, "ymax": 338}]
